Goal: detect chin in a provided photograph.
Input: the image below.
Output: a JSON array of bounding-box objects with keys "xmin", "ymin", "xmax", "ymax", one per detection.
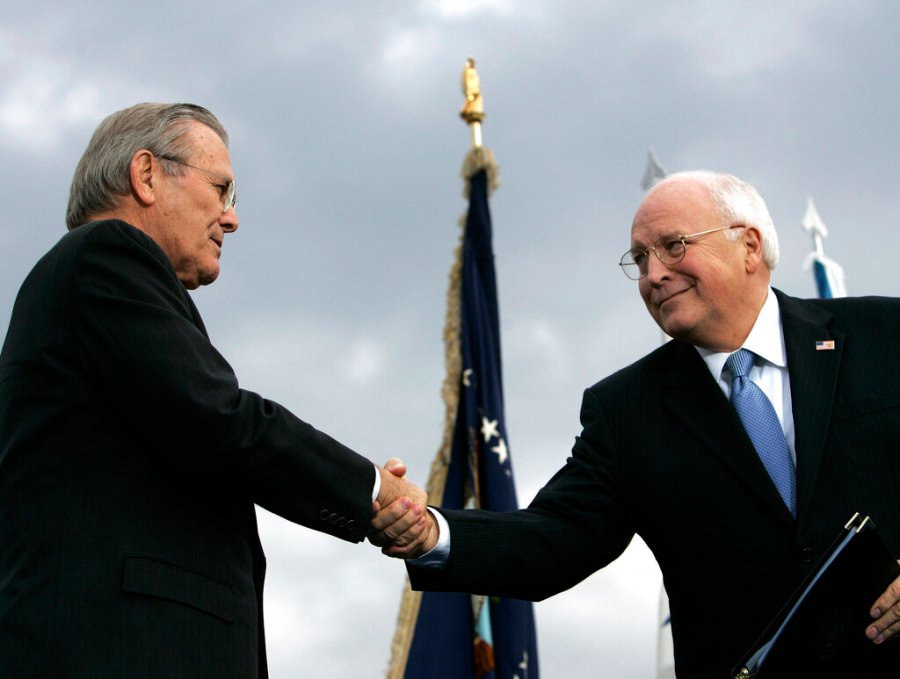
[
  {"xmin": 657, "ymin": 314, "xmax": 693, "ymax": 342},
  {"xmin": 198, "ymin": 271, "xmax": 220, "ymax": 286}
]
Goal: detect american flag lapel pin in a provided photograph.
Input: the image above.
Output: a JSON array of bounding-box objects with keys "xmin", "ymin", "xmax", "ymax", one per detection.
[{"xmin": 815, "ymin": 340, "xmax": 836, "ymax": 351}]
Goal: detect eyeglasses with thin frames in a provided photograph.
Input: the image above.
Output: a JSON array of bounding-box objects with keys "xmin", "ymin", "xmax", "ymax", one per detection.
[
  {"xmin": 618, "ymin": 225, "xmax": 744, "ymax": 280},
  {"xmin": 157, "ymin": 155, "xmax": 236, "ymax": 213}
]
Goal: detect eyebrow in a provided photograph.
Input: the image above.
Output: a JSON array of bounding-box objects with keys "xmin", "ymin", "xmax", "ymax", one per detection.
[
  {"xmin": 203, "ymin": 172, "xmax": 233, "ymax": 190},
  {"xmin": 207, "ymin": 168, "xmax": 233, "ymax": 182},
  {"xmin": 631, "ymin": 232, "xmax": 679, "ymax": 248}
]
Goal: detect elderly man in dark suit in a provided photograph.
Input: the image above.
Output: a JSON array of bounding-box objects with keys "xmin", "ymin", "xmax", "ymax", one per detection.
[
  {"xmin": 0, "ymin": 102, "xmax": 428, "ymax": 678},
  {"xmin": 374, "ymin": 171, "xmax": 900, "ymax": 678}
]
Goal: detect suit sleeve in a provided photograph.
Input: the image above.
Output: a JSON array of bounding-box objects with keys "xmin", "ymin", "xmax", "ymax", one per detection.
[
  {"xmin": 67, "ymin": 222, "xmax": 375, "ymax": 542},
  {"xmin": 409, "ymin": 387, "xmax": 635, "ymax": 600}
]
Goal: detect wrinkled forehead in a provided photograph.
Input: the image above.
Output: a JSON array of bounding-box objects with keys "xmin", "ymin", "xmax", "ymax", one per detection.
[
  {"xmin": 630, "ymin": 180, "xmax": 717, "ymax": 245},
  {"xmin": 183, "ymin": 122, "xmax": 233, "ymax": 174}
]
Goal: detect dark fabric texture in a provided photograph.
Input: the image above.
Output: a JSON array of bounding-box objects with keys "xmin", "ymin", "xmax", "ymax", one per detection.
[
  {"xmin": 410, "ymin": 289, "xmax": 900, "ymax": 679},
  {"xmin": 0, "ymin": 220, "xmax": 376, "ymax": 678}
]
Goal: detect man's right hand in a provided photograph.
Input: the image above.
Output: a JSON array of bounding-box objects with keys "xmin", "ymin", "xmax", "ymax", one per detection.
[{"xmin": 368, "ymin": 459, "xmax": 439, "ymax": 558}]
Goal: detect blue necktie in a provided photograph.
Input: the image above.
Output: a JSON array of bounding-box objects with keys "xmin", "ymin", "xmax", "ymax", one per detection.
[{"xmin": 725, "ymin": 349, "xmax": 797, "ymax": 516}]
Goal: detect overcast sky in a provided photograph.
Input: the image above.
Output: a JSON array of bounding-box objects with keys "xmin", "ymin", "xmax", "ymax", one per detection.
[{"xmin": 2, "ymin": 1, "xmax": 898, "ymax": 677}]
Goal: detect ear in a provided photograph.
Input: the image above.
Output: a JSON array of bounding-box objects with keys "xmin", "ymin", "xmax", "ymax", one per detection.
[
  {"xmin": 129, "ymin": 149, "xmax": 157, "ymax": 206},
  {"xmin": 742, "ymin": 226, "xmax": 765, "ymax": 274}
]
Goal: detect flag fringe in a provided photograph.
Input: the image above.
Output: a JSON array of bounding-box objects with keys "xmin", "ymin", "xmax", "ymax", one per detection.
[
  {"xmin": 461, "ymin": 146, "xmax": 500, "ymax": 197},
  {"xmin": 385, "ymin": 146, "xmax": 500, "ymax": 678},
  {"xmin": 386, "ymin": 581, "xmax": 422, "ymax": 678}
]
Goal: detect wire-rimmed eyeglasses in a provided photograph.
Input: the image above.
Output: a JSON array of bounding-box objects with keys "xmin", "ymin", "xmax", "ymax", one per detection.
[
  {"xmin": 618, "ymin": 225, "xmax": 743, "ymax": 280},
  {"xmin": 158, "ymin": 155, "xmax": 236, "ymax": 213}
]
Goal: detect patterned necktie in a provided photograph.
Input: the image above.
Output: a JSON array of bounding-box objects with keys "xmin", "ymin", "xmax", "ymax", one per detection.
[{"xmin": 725, "ymin": 349, "xmax": 797, "ymax": 516}]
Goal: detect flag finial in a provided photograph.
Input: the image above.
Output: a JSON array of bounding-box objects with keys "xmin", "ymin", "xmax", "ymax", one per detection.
[
  {"xmin": 801, "ymin": 196, "xmax": 828, "ymax": 258},
  {"xmin": 641, "ymin": 146, "xmax": 668, "ymax": 191},
  {"xmin": 801, "ymin": 196, "xmax": 847, "ymax": 298},
  {"xmin": 460, "ymin": 57, "xmax": 485, "ymax": 148}
]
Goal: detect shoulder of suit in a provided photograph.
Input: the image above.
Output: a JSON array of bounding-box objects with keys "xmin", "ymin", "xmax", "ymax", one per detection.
[
  {"xmin": 774, "ymin": 289, "xmax": 900, "ymax": 353},
  {"xmin": 67, "ymin": 218, "xmax": 159, "ymax": 251},
  {"xmin": 775, "ymin": 287, "xmax": 899, "ymax": 310},
  {"xmin": 780, "ymin": 289, "xmax": 900, "ymax": 323},
  {"xmin": 58, "ymin": 219, "xmax": 174, "ymax": 273},
  {"xmin": 586, "ymin": 338, "xmax": 689, "ymax": 393}
]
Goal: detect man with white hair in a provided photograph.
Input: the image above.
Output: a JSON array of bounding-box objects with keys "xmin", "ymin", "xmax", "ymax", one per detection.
[{"xmin": 376, "ymin": 170, "xmax": 900, "ymax": 678}]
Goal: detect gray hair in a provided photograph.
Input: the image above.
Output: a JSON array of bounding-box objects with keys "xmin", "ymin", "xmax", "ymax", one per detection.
[
  {"xmin": 652, "ymin": 170, "xmax": 779, "ymax": 270},
  {"xmin": 65, "ymin": 103, "xmax": 229, "ymax": 231}
]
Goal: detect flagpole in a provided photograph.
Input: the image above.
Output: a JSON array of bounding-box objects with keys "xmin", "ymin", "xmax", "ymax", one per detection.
[
  {"xmin": 422, "ymin": 55, "xmax": 498, "ymax": 535},
  {"xmin": 460, "ymin": 57, "xmax": 484, "ymax": 149},
  {"xmin": 458, "ymin": 58, "xmax": 499, "ymax": 200},
  {"xmin": 389, "ymin": 57, "xmax": 533, "ymax": 679},
  {"xmin": 802, "ymin": 197, "xmax": 827, "ymax": 259},
  {"xmin": 385, "ymin": 56, "xmax": 491, "ymax": 679},
  {"xmin": 640, "ymin": 151, "xmax": 677, "ymax": 679},
  {"xmin": 801, "ymin": 196, "xmax": 847, "ymax": 298}
]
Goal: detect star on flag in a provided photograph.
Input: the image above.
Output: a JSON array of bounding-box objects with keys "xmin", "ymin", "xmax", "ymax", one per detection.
[
  {"xmin": 491, "ymin": 437, "xmax": 508, "ymax": 465},
  {"xmin": 481, "ymin": 416, "xmax": 499, "ymax": 442}
]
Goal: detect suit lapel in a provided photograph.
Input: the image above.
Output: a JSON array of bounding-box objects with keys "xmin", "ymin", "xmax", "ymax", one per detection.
[
  {"xmin": 660, "ymin": 341, "xmax": 795, "ymax": 526},
  {"xmin": 775, "ymin": 290, "xmax": 842, "ymax": 521}
]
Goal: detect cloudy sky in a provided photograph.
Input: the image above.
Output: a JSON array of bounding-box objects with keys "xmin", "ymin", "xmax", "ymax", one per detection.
[{"xmin": 2, "ymin": 1, "xmax": 898, "ymax": 677}]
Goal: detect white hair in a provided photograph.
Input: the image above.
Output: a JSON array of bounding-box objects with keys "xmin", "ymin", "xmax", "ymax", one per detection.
[
  {"xmin": 66, "ymin": 103, "xmax": 229, "ymax": 231},
  {"xmin": 650, "ymin": 170, "xmax": 779, "ymax": 270}
]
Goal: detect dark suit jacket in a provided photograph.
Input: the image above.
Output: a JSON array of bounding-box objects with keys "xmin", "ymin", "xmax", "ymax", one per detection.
[
  {"xmin": 410, "ymin": 289, "xmax": 900, "ymax": 678},
  {"xmin": 0, "ymin": 220, "xmax": 376, "ymax": 678}
]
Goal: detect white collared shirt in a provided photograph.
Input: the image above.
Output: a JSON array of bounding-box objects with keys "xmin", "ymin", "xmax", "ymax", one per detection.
[{"xmin": 695, "ymin": 287, "xmax": 796, "ymax": 463}]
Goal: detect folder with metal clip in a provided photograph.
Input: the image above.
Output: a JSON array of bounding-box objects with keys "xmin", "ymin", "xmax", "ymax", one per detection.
[{"xmin": 732, "ymin": 512, "xmax": 900, "ymax": 678}]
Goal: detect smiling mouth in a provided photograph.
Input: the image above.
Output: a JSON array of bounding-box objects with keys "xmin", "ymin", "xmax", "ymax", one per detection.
[{"xmin": 655, "ymin": 286, "xmax": 690, "ymax": 308}]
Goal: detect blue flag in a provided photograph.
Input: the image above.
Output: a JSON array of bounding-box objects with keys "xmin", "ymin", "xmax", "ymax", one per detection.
[
  {"xmin": 811, "ymin": 258, "xmax": 845, "ymax": 299},
  {"xmin": 802, "ymin": 197, "xmax": 846, "ymax": 299},
  {"xmin": 389, "ymin": 149, "xmax": 539, "ymax": 679}
]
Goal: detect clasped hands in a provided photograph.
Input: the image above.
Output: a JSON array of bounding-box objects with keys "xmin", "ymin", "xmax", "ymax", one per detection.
[{"xmin": 369, "ymin": 458, "xmax": 438, "ymax": 559}]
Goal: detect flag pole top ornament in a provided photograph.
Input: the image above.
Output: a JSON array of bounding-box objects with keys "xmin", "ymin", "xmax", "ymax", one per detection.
[
  {"xmin": 800, "ymin": 195, "xmax": 847, "ymax": 297},
  {"xmin": 641, "ymin": 146, "xmax": 668, "ymax": 191},
  {"xmin": 460, "ymin": 57, "xmax": 485, "ymax": 148},
  {"xmin": 801, "ymin": 196, "xmax": 828, "ymax": 258}
]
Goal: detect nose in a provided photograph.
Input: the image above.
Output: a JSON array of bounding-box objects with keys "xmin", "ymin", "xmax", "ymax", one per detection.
[
  {"xmin": 220, "ymin": 207, "xmax": 239, "ymax": 233},
  {"xmin": 644, "ymin": 249, "xmax": 671, "ymax": 284}
]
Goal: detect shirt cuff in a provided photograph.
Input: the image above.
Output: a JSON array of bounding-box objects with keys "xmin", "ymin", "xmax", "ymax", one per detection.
[
  {"xmin": 407, "ymin": 507, "xmax": 451, "ymax": 569},
  {"xmin": 372, "ymin": 465, "xmax": 381, "ymax": 503}
]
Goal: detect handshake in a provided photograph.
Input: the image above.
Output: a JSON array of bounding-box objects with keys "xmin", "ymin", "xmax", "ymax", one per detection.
[{"xmin": 369, "ymin": 458, "xmax": 439, "ymax": 559}]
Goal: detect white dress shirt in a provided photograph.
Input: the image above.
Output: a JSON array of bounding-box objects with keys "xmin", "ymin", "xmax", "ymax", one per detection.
[{"xmin": 695, "ymin": 287, "xmax": 796, "ymax": 463}]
